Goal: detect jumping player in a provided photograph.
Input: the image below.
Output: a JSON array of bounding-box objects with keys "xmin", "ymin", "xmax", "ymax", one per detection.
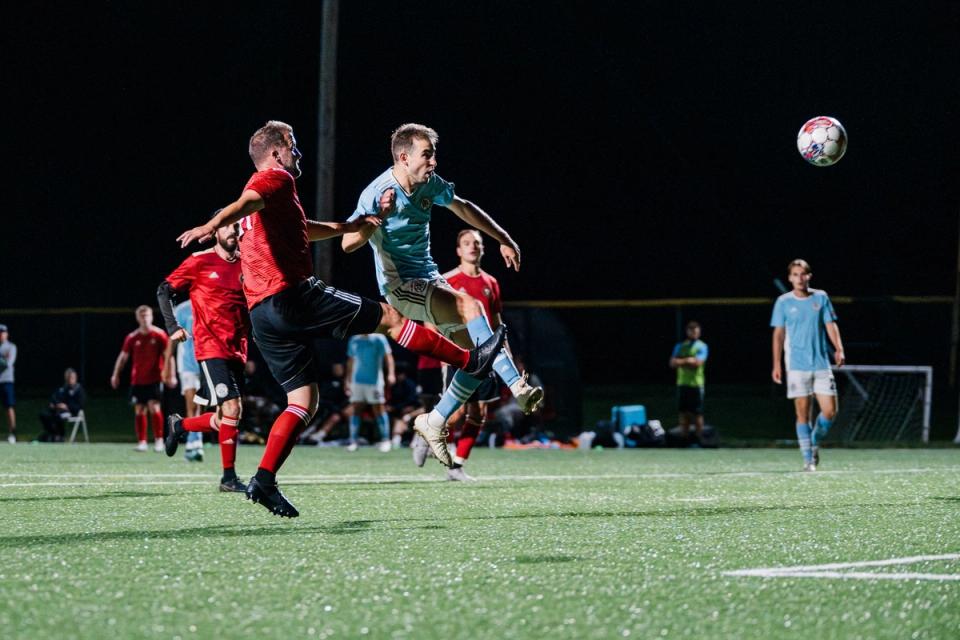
[
  {"xmin": 342, "ymin": 124, "xmax": 543, "ymax": 465},
  {"xmin": 771, "ymin": 259, "xmax": 846, "ymax": 471},
  {"xmin": 158, "ymin": 221, "xmax": 249, "ymax": 492},
  {"xmin": 110, "ymin": 306, "xmax": 170, "ymax": 452},
  {"xmin": 176, "ymin": 120, "xmax": 505, "ymax": 517}
]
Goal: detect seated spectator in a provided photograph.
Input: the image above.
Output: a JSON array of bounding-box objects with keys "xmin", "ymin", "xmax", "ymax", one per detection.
[
  {"xmin": 37, "ymin": 368, "xmax": 86, "ymax": 442},
  {"xmin": 301, "ymin": 362, "xmax": 353, "ymax": 445}
]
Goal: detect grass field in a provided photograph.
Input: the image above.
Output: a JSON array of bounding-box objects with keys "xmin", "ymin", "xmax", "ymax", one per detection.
[{"xmin": 2, "ymin": 445, "xmax": 959, "ymax": 639}]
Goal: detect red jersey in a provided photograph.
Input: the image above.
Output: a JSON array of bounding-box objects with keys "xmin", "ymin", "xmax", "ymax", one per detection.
[
  {"xmin": 121, "ymin": 327, "xmax": 168, "ymax": 385},
  {"xmin": 443, "ymin": 267, "xmax": 503, "ymax": 320},
  {"xmin": 237, "ymin": 168, "xmax": 312, "ymax": 308},
  {"xmin": 165, "ymin": 248, "xmax": 249, "ymax": 363}
]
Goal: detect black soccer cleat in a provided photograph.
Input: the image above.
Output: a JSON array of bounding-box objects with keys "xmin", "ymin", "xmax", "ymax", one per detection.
[
  {"xmin": 245, "ymin": 476, "xmax": 299, "ymax": 518},
  {"xmin": 219, "ymin": 477, "xmax": 248, "ymax": 493},
  {"xmin": 462, "ymin": 324, "xmax": 507, "ymax": 379},
  {"xmin": 164, "ymin": 414, "xmax": 185, "ymax": 457}
]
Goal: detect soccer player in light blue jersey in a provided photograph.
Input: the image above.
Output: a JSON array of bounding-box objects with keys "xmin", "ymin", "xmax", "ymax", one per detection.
[
  {"xmin": 771, "ymin": 259, "xmax": 846, "ymax": 471},
  {"xmin": 345, "ymin": 334, "xmax": 395, "ymax": 453},
  {"xmin": 342, "ymin": 123, "xmax": 543, "ymax": 466},
  {"xmin": 163, "ymin": 301, "xmax": 205, "ymax": 461}
]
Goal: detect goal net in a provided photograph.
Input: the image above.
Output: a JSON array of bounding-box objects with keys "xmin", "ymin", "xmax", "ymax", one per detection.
[{"xmin": 829, "ymin": 365, "xmax": 933, "ymax": 443}]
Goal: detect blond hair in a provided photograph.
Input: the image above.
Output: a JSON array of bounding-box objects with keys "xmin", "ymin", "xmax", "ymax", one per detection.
[{"xmin": 787, "ymin": 258, "xmax": 811, "ymax": 275}]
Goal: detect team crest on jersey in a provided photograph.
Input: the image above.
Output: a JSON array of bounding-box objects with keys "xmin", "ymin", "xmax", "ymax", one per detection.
[
  {"xmin": 419, "ymin": 197, "xmax": 430, "ymax": 210},
  {"xmin": 412, "ymin": 279, "xmax": 428, "ymax": 293},
  {"xmin": 483, "ymin": 287, "xmax": 491, "ymax": 297},
  {"xmin": 215, "ymin": 383, "xmax": 229, "ymax": 398},
  {"xmin": 812, "ymin": 302, "xmax": 821, "ymax": 311}
]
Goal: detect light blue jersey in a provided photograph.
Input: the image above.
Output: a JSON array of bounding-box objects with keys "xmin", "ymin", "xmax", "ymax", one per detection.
[
  {"xmin": 174, "ymin": 301, "xmax": 200, "ymax": 375},
  {"xmin": 347, "ymin": 334, "xmax": 391, "ymax": 386},
  {"xmin": 770, "ymin": 289, "xmax": 838, "ymax": 371},
  {"xmin": 348, "ymin": 168, "xmax": 456, "ymax": 295}
]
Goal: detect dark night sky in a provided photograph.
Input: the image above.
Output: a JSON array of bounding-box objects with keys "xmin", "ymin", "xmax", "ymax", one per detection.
[{"xmin": 5, "ymin": 1, "xmax": 959, "ymax": 308}]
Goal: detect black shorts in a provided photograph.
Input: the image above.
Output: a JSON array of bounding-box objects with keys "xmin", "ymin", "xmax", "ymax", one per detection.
[
  {"xmin": 444, "ymin": 367, "xmax": 500, "ymax": 404},
  {"xmin": 0, "ymin": 382, "xmax": 15, "ymax": 408},
  {"xmin": 677, "ymin": 386, "xmax": 704, "ymax": 415},
  {"xmin": 196, "ymin": 358, "xmax": 245, "ymax": 407},
  {"xmin": 130, "ymin": 383, "xmax": 161, "ymax": 405},
  {"xmin": 250, "ymin": 278, "xmax": 384, "ymax": 393}
]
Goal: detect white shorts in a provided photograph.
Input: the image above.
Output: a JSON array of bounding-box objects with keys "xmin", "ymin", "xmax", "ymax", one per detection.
[
  {"xmin": 786, "ymin": 369, "xmax": 837, "ymax": 399},
  {"xmin": 385, "ymin": 277, "xmax": 462, "ymax": 334},
  {"xmin": 350, "ymin": 383, "xmax": 385, "ymax": 405},
  {"xmin": 179, "ymin": 371, "xmax": 201, "ymax": 395}
]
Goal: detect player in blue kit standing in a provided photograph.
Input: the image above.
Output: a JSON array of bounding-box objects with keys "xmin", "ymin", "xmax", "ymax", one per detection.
[
  {"xmin": 771, "ymin": 259, "xmax": 846, "ymax": 471},
  {"xmin": 342, "ymin": 123, "xmax": 543, "ymax": 467},
  {"xmin": 345, "ymin": 333, "xmax": 395, "ymax": 453}
]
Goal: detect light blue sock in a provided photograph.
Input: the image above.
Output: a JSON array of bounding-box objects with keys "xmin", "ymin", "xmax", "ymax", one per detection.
[
  {"xmin": 811, "ymin": 414, "xmax": 833, "ymax": 447},
  {"xmin": 186, "ymin": 432, "xmax": 203, "ymax": 446},
  {"xmin": 349, "ymin": 414, "xmax": 360, "ymax": 443},
  {"xmin": 432, "ymin": 370, "xmax": 483, "ymax": 424},
  {"xmin": 796, "ymin": 423, "xmax": 813, "ymax": 464},
  {"xmin": 377, "ymin": 412, "xmax": 390, "ymax": 441},
  {"xmin": 466, "ymin": 316, "xmax": 520, "ymax": 387}
]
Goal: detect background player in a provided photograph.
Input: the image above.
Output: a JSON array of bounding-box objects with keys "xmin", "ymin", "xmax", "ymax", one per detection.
[
  {"xmin": 175, "ymin": 120, "xmax": 505, "ymax": 517},
  {"xmin": 771, "ymin": 259, "xmax": 846, "ymax": 471},
  {"xmin": 159, "ymin": 221, "xmax": 249, "ymax": 492},
  {"xmin": 344, "ymin": 333, "xmax": 395, "ymax": 452},
  {"xmin": 669, "ymin": 321, "xmax": 708, "ymax": 444},
  {"xmin": 162, "ymin": 300, "xmax": 205, "ymax": 461},
  {"xmin": 110, "ymin": 306, "xmax": 170, "ymax": 451},
  {"xmin": 342, "ymin": 123, "xmax": 542, "ymax": 454}
]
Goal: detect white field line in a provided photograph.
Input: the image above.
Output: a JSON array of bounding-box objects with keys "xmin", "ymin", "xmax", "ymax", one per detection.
[{"xmin": 725, "ymin": 553, "xmax": 960, "ymax": 582}]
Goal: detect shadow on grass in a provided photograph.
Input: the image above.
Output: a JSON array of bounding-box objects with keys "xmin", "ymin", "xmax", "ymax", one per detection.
[
  {"xmin": 929, "ymin": 496, "xmax": 960, "ymax": 502},
  {"xmin": 0, "ymin": 491, "xmax": 174, "ymax": 503},
  {"xmin": 515, "ymin": 555, "xmax": 579, "ymax": 564}
]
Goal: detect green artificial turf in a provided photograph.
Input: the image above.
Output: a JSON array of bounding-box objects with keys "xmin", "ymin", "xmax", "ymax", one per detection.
[{"xmin": 1, "ymin": 445, "xmax": 959, "ymax": 639}]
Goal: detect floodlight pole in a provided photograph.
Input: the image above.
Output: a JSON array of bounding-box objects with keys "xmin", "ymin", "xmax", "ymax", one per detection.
[{"xmin": 313, "ymin": 0, "xmax": 339, "ymax": 283}]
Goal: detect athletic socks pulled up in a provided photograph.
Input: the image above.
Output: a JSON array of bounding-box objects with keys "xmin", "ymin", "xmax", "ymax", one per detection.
[
  {"xmin": 259, "ymin": 404, "xmax": 311, "ymax": 474},
  {"xmin": 428, "ymin": 371, "xmax": 483, "ymax": 427},
  {"xmin": 796, "ymin": 423, "xmax": 813, "ymax": 464},
  {"xmin": 183, "ymin": 412, "xmax": 217, "ymax": 432},
  {"xmin": 396, "ymin": 320, "xmax": 469, "ymax": 369},
  {"xmin": 151, "ymin": 411, "xmax": 164, "ymax": 439},
  {"xmin": 466, "ymin": 316, "xmax": 520, "ymax": 387},
  {"xmin": 811, "ymin": 413, "xmax": 833, "ymax": 447},
  {"xmin": 219, "ymin": 414, "xmax": 239, "ymax": 472},
  {"xmin": 135, "ymin": 413, "xmax": 147, "ymax": 442}
]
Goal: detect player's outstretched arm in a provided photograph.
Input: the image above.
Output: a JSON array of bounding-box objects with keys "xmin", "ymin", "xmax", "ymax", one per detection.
[
  {"xmin": 309, "ymin": 216, "xmax": 381, "ymax": 242},
  {"xmin": 177, "ymin": 190, "xmax": 265, "ymax": 247},
  {"xmin": 445, "ymin": 196, "xmax": 521, "ymax": 271}
]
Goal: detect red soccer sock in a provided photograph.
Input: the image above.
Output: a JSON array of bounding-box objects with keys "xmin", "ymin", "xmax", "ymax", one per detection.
[
  {"xmin": 183, "ymin": 412, "xmax": 217, "ymax": 432},
  {"xmin": 151, "ymin": 411, "xmax": 164, "ymax": 439},
  {"xmin": 455, "ymin": 418, "xmax": 483, "ymax": 461},
  {"xmin": 258, "ymin": 404, "xmax": 311, "ymax": 474},
  {"xmin": 135, "ymin": 413, "xmax": 147, "ymax": 442},
  {"xmin": 395, "ymin": 320, "xmax": 470, "ymax": 369},
  {"xmin": 218, "ymin": 414, "xmax": 239, "ymax": 471}
]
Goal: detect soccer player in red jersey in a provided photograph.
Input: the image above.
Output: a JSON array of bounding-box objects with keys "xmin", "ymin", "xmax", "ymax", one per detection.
[
  {"xmin": 157, "ymin": 220, "xmax": 250, "ymax": 492},
  {"xmin": 110, "ymin": 305, "xmax": 171, "ymax": 452},
  {"xmin": 176, "ymin": 121, "xmax": 505, "ymax": 517},
  {"xmin": 437, "ymin": 229, "xmax": 508, "ymax": 481}
]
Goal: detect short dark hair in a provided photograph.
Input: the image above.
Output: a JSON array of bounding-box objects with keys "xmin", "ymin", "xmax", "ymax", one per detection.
[
  {"xmin": 249, "ymin": 120, "xmax": 293, "ymax": 163},
  {"xmin": 686, "ymin": 321, "xmax": 701, "ymax": 331},
  {"xmin": 390, "ymin": 123, "xmax": 438, "ymax": 161}
]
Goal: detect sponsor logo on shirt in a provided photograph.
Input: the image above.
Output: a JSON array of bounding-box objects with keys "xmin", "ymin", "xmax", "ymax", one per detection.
[{"xmin": 208, "ymin": 272, "xmax": 220, "ymax": 279}]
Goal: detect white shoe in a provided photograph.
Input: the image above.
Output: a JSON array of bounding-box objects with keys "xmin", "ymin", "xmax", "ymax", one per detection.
[
  {"xmin": 346, "ymin": 442, "xmax": 359, "ymax": 452},
  {"xmin": 135, "ymin": 441, "xmax": 149, "ymax": 452},
  {"xmin": 7, "ymin": 434, "xmax": 15, "ymax": 444},
  {"xmin": 378, "ymin": 441, "xmax": 392, "ymax": 453},
  {"xmin": 447, "ymin": 466, "xmax": 476, "ymax": 482},
  {"xmin": 510, "ymin": 373, "xmax": 544, "ymax": 415},
  {"xmin": 154, "ymin": 438, "xmax": 165, "ymax": 453},
  {"xmin": 413, "ymin": 414, "xmax": 453, "ymax": 467},
  {"xmin": 803, "ymin": 462, "xmax": 817, "ymax": 472},
  {"xmin": 411, "ymin": 433, "xmax": 431, "ymax": 467}
]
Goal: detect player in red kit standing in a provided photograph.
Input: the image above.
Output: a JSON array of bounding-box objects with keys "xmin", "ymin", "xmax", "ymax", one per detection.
[
  {"xmin": 110, "ymin": 305, "xmax": 171, "ymax": 451},
  {"xmin": 157, "ymin": 218, "xmax": 250, "ymax": 492},
  {"xmin": 439, "ymin": 229, "xmax": 508, "ymax": 481},
  {"xmin": 176, "ymin": 120, "xmax": 505, "ymax": 517}
]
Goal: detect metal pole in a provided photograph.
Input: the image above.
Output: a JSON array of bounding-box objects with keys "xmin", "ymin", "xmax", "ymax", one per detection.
[
  {"xmin": 313, "ymin": 0, "xmax": 339, "ymax": 283},
  {"xmin": 950, "ymin": 206, "xmax": 960, "ymax": 388}
]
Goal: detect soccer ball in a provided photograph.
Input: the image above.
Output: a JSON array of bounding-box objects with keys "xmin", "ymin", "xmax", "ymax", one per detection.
[{"xmin": 797, "ymin": 116, "xmax": 847, "ymax": 166}]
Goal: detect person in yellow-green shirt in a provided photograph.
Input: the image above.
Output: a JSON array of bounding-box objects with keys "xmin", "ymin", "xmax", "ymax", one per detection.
[{"xmin": 669, "ymin": 321, "xmax": 708, "ymax": 443}]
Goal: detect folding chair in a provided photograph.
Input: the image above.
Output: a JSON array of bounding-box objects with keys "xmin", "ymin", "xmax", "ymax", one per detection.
[{"xmin": 66, "ymin": 410, "xmax": 89, "ymax": 443}]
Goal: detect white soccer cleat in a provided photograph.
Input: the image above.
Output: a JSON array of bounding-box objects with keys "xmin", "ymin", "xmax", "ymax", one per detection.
[
  {"xmin": 510, "ymin": 372, "xmax": 544, "ymax": 415},
  {"xmin": 135, "ymin": 441, "xmax": 149, "ymax": 452},
  {"xmin": 413, "ymin": 414, "xmax": 452, "ymax": 468},
  {"xmin": 447, "ymin": 466, "xmax": 476, "ymax": 482},
  {"xmin": 346, "ymin": 442, "xmax": 359, "ymax": 452},
  {"xmin": 803, "ymin": 462, "xmax": 817, "ymax": 472},
  {"xmin": 7, "ymin": 434, "xmax": 15, "ymax": 444},
  {"xmin": 378, "ymin": 441, "xmax": 391, "ymax": 453},
  {"xmin": 154, "ymin": 438, "xmax": 165, "ymax": 453},
  {"xmin": 411, "ymin": 433, "xmax": 431, "ymax": 467}
]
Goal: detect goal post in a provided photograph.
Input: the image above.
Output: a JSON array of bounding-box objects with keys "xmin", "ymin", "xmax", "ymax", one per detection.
[{"xmin": 830, "ymin": 365, "xmax": 933, "ymax": 443}]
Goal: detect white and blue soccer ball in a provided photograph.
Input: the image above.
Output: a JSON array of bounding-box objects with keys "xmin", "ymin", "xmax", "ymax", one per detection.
[{"xmin": 797, "ymin": 116, "xmax": 847, "ymax": 167}]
